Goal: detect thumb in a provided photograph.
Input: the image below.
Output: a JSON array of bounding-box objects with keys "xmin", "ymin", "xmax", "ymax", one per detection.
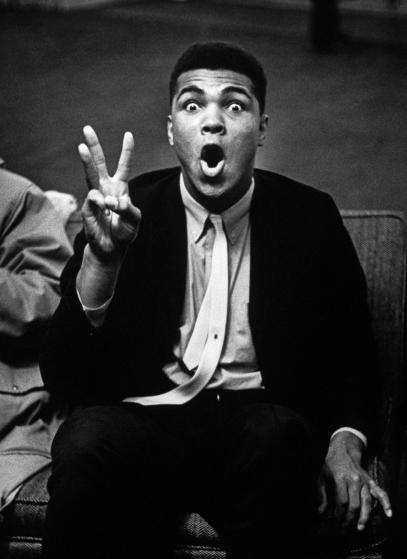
[{"xmin": 114, "ymin": 194, "xmax": 142, "ymax": 227}]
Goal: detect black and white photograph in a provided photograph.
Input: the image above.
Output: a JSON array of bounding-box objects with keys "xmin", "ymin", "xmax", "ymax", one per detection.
[{"xmin": 0, "ymin": 1, "xmax": 406, "ymax": 558}]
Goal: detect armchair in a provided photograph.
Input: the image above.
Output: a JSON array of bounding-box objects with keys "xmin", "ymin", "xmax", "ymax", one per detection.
[{"xmin": 0, "ymin": 210, "xmax": 405, "ymax": 558}]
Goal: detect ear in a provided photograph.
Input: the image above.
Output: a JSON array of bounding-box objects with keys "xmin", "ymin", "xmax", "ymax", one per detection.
[
  {"xmin": 167, "ymin": 115, "xmax": 174, "ymax": 146},
  {"xmin": 258, "ymin": 114, "xmax": 269, "ymax": 147}
]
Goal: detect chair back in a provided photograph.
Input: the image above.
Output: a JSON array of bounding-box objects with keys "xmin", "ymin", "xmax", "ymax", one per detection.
[{"xmin": 341, "ymin": 210, "xmax": 406, "ymax": 493}]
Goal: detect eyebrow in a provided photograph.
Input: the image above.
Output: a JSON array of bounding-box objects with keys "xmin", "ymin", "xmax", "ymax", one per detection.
[
  {"xmin": 176, "ymin": 86, "xmax": 204, "ymax": 101},
  {"xmin": 176, "ymin": 84, "xmax": 252, "ymax": 102},
  {"xmin": 221, "ymin": 86, "xmax": 252, "ymax": 99}
]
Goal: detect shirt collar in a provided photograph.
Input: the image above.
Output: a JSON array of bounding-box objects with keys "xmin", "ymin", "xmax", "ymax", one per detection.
[{"xmin": 179, "ymin": 174, "xmax": 254, "ymax": 245}]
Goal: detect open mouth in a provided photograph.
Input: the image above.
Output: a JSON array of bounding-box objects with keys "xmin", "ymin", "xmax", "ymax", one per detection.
[
  {"xmin": 201, "ymin": 144, "xmax": 224, "ymax": 167},
  {"xmin": 200, "ymin": 144, "xmax": 225, "ymax": 178}
]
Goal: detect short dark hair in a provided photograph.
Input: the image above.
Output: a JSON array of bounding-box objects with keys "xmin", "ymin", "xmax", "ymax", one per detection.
[{"xmin": 169, "ymin": 42, "xmax": 267, "ymax": 113}]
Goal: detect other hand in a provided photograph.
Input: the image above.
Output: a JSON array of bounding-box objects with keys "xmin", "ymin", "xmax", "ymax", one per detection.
[
  {"xmin": 317, "ymin": 431, "xmax": 392, "ymax": 532},
  {"xmin": 78, "ymin": 125, "xmax": 141, "ymax": 262}
]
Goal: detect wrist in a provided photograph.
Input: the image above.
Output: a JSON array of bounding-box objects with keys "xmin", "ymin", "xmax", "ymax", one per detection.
[
  {"xmin": 84, "ymin": 240, "xmax": 124, "ymax": 268},
  {"xmin": 87, "ymin": 243, "xmax": 122, "ymax": 268},
  {"xmin": 329, "ymin": 431, "xmax": 364, "ymax": 461},
  {"xmin": 77, "ymin": 244, "xmax": 122, "ymax": 308}
]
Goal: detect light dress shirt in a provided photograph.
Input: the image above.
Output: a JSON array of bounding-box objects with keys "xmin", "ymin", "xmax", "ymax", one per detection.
[
  {"xmin": 161, "ymin": 176, "xmax": 262, "ymax": 392},
  {"xmin": 79, "ymin": 174, "xmax": 366, "ymax": 446}
]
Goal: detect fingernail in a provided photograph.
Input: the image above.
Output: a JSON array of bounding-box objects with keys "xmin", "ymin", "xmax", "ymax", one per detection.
[
  {"xmin": 386, "ymin": 509, "xmax": 393, "ymax": 518},
  {"xmin": 357, "ymin": 524, "xmax": 364, "ymax": 531}
]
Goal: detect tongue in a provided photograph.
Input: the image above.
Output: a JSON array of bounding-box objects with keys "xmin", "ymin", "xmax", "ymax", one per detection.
[{"xmin": 200, "ymin": 158, "xmax": 225, "ymax": 178}]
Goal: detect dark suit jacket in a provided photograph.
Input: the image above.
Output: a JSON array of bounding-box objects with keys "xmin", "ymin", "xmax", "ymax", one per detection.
[{"xmin": 40, "ymin": 167, "xmax": 378, "ymax": 448}]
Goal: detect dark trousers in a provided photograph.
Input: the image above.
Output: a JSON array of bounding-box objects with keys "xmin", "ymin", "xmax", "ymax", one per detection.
[{"xmin": 42, "ymin": 390, "xmax": 323, "ymax": 559}]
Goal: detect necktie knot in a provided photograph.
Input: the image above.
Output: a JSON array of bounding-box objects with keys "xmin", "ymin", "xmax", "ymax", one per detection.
[{"xmin": 209, "ymin": 214, "xmax": 224, "ymax": 234}]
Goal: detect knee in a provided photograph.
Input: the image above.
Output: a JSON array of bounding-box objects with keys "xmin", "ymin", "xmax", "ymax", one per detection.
[
  {"xmin": 272, "ymin": 404, "xmax": 311, "ymax": 443},
  {"xmin": 242, "ymin": 404, "xmax": 311, "ymax": 456},
  {"xmin": 50, "ymin": 405, "xmax": 152, "ymax": 475},
  {"xmin": 51, "ymin": 406, "xmax": 113, "ymax": 465},
  {"xmin": 48, "ymin": 405, "xmax": 154, "ymax": 499}
]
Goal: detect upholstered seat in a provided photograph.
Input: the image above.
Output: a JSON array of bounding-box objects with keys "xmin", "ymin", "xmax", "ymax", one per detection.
[
  {"xmin": 0, "ymin": 464, "xmax": 388, "ymax": 559},
  {"xmin": 0, "ymin": 210, "xmax": 405, "ymax": 559}
]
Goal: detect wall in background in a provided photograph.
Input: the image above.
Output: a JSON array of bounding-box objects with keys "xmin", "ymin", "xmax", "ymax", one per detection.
[
  {"xmin": 0, "ymin": 0, "xmax": 116, "ymax": 9},
  {"xmin": 1, "ymin": 0, "xmax": 407, "ymax": 15},
  {"xmin": 217, "ymin": 0, "xmax": 407, "ymax": 16},
  {"xmin": 2, "ymin": 3, "xmax": 406, "ymax": 211}
]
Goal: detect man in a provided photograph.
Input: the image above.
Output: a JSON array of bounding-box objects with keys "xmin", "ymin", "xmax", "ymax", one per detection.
[
  {"xmin": 0, "ymin": 164, "xmax": 73, "ymax": 510},
  {"xmin": 40, "ymin": 42, "xmax": 391, "ymax": 559}
]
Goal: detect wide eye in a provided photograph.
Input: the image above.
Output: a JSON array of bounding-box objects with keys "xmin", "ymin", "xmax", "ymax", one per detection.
[
  {"xmin": 227, "ymin": 102, "xmax": 243, "ymax": 113},
  {"xmin": 185, "ymin": 101, "xmax": 200, "ymax": 112}
]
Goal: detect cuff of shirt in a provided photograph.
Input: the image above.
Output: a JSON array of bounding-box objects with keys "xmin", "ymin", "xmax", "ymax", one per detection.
[
  {"xmin": 76, "ymin": 288, "xmax": 112, "ymax": 328},
  {"xmin": 330, "ymin": 427, "xmax": 367, "ymax": 448}
]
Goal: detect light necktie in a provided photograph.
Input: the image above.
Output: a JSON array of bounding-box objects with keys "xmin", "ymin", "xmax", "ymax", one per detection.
[{"xmin": 124, "ymin": 214, "xmax": 228, "ymax": 405}]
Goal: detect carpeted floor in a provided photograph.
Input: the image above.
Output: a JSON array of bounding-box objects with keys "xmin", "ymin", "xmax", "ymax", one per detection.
[{"xmin": 0, "ymin": 0, "xmax": 406, "ymax": 213}]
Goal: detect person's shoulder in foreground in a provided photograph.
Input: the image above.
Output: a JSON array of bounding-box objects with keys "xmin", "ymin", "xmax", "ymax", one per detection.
[
  {"xmin": 0, "ymin": 162, "xmax": 73, "ymax": 385},
  {"xmin": 0, "ymin": 166, "xmax": 73, "ymax": 334},
  {"xmin": 0, "ymin": 164, "xmax": 73, "ymax": 510}
]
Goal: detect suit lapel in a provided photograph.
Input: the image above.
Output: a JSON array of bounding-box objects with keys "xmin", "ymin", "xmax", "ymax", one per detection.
[
  {"xmin": 155, "ymin": 175, "xmax": 187, "ymax": 339},
  {"xmin": 249, "ymin": 171, "xmax": 294, "ymax": 355},
  {"xmin": 249, "ymin": 173, "xmax": 274, "ymax": 351}
]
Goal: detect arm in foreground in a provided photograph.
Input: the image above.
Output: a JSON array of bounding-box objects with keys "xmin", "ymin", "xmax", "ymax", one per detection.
[
  {"xmin": 76, "ymin": 125, "xmax": 141, "ymax": 310},
  {"xmin": 0, "ymin": 174, "xmax": 72, "ymax": 349},
  {"xmin": 40, "ymin": 126, "xmax": 141, "ymax": 402},
  {"xmin": 309, "ymin": 197, "xmax": 391, "ymax": 532}
]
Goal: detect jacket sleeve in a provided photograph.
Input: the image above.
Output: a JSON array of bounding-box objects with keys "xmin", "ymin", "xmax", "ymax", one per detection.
[
  {"xmin": 39, "ymin": 229, "xmax": 127, "ymax": 404},
  {"xmin": 313, "ymin": 195, "xmax": 379, "ymax": 448},
  {"xmin": 0, "ymin": 178, "xmax": 73, "ymax": 351}
]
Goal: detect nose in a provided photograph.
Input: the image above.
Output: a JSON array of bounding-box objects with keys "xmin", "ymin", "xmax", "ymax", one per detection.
[{"xmin": 201, "ymin": 106, "xmax": 225, "ymax": 136}]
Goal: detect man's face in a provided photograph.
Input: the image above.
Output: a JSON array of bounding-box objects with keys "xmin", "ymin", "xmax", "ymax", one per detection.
[{"xmin": 168, "ymin": 68, "xmax": 268, "ymax": 211}]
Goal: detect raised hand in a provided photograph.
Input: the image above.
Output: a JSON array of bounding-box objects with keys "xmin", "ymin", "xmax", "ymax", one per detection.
[{"xmin": 78, "ymin": 125, "xmax": 141, "ymax": 262}]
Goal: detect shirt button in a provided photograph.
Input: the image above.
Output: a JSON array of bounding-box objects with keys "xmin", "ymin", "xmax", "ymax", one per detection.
[
  {"xmin": 214, "ymin": 334, "xmax": 218, "ymax": 339},
  {"xmin": 12, "ymin": 385, "xmax": 19, "ymax": 391}
]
